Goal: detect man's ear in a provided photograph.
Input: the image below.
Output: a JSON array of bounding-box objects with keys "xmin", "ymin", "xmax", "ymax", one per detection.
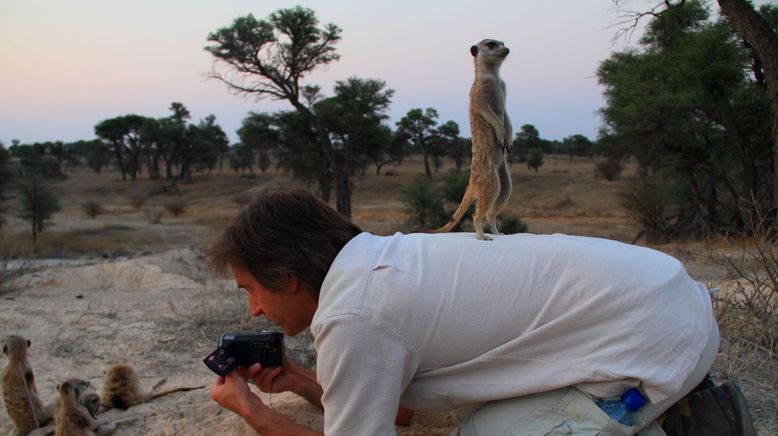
[
  {"xmin": 470, "ymin": 45, "xmax": 478, "ymax": 57},
  {"xmin": 284, "ymin": 274, "xmax": 299, "ymax": 294}
]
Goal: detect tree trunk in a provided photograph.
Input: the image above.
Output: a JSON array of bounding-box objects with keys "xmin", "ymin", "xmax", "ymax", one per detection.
[
  {"xmin": 422, "ymin": 150, "xmax": 432, "ymax": 178},
  {"xmin": 336, "ymin": 169, "xmax": 351, "ymax": 217},
  {"xmin": 711, "ymin": 88, "xmax": 758, "ymax": 205},
  {"xmin": 318, "ymin": 172, "xmax": 331, "ymax": 203},
  {"xmin": 113, "ymin": 143, "xmax": 127, "ymax": 181},
  {"xmin": 718, "ymin": 0, "xmax": 778, "ymax": 213}
]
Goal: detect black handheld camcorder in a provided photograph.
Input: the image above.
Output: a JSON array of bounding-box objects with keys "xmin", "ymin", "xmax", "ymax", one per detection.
[{"xmin": 203, "ymin": 331, "xmax": 284, "ymax": 376}]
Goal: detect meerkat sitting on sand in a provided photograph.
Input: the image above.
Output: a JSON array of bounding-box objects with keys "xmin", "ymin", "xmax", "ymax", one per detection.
[
  {"xmin": 55, "ymin": 379, "xmax": 117, "ymax": 436},
  {"xmin": 433, "ymin": 38, "xmax": 513, "ymax": 240},
  {"xmin": 100, "ymin": 364, "xmax": 204, "ymax": 411},
  {"xmin": 2, "ymin": 335, "xmax": 55, "ymax": 436}
]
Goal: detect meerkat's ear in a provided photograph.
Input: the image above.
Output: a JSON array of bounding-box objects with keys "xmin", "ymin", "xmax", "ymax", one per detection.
[
  {"xmin": 27, "ymin": 339, "xmax": 31, "ymax": 348},
  {"xmin": 470, "ymin": 45, "xmax": 478, "ymax": 57},
  {"xmin": 2, "ymin": 344, "xmax": 6, "ymax": 354}
]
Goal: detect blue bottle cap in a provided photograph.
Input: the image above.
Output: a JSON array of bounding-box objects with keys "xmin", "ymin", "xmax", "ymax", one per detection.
[{"xmin": 621, "ymin": 387, "xmax": 647, "ymax": 411}]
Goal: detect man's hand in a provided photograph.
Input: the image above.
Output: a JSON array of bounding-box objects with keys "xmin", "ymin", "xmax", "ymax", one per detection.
[
  {"xmin": 244, "ymin": 356, "xmax": 305, "ymax": 394},
  {"xmin": 243, "ymin": 356, "xmax": 324, "ymax": 410},
  {"xmin": 211, "ymin": 371, "xmax": 262, "ymax": 416}
]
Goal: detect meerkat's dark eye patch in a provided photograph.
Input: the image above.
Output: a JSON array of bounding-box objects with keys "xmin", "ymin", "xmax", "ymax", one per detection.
[{"xmin": 486, "ymin": 41, "xmax": 497, "ymax": 49}]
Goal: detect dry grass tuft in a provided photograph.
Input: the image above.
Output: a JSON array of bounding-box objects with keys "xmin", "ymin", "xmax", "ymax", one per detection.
[
  {"xmin": 0, "ymin": 234, "xmax": 32, "ymax": 295},
  {"xmin": 709, "ymin": 229, "xmax": 777, "ymax": 433}
]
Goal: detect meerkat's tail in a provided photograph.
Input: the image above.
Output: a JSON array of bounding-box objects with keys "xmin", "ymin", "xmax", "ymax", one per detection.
[
  {"xmin": 430, "ymin": 183, "xmax": 476, "ymax": 233},
  {"xmin": 148, "ymin": 385, "xmax": 207, "ymax": 402}
]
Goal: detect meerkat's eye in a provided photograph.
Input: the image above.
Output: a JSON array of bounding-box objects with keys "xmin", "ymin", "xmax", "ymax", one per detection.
[{"xmin": 486, "ymin": 42, "xmax": 497, "ymax": 49}]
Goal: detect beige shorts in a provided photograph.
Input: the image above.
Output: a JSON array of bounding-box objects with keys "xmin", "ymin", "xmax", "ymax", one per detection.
[{"xmin": 451, "ymin": 323, "xmax": 720, "ymax": 436}]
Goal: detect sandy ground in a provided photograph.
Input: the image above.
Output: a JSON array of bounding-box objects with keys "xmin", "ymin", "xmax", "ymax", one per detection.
[
  {"xmin": 0, "ymin": 248, "xmax": 454, "ymax": 435},
  {"xmin": 1, "ymin": 162, "xmax": 774, "ymax": 434}
]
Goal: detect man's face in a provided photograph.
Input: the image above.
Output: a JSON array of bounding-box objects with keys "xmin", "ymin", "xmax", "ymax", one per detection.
[{"xmin": 230, "ymin": 264, "xmax": 316, "ymax": 336}]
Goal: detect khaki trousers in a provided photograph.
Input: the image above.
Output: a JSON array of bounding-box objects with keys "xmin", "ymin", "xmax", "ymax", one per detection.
[{"xmin": 451, "ymin": 323, "xmax": 720, "ymax": 436}]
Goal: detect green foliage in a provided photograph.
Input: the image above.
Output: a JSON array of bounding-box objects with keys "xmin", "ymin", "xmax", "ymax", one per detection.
[
  {"xmin": 95, "ymin": 114, "xmax": 148, "ymax": 180},
  {"xmin": 441, "ymin": 170, "xmax": 470, "ymax": 204},
  {"xmin": 205, "ymin": 8, "xmax": 341, "ymax": 98},
  {"xmin": 527, "ymin": 148, "xmax": 544, "ymax": 172},
  {"xmin": 598, "ymin": 0, "xmax": 771, "ymax": 236},
  {"xmin": 402, "ymin": 175, "xmax": 447, "ymax": 228},
  {"xmin": 17, "ymin": 175, "xmax": 61, "ymax": 245},
  {"xmin": 498, "ymin": 213, "xmax": 528, "ymax": 234}
]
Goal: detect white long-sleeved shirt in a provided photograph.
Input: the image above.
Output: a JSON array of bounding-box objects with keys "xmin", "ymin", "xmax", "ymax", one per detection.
[{"xmin": 311, "ymin": 232, "xmax": 714, "ymax": 435}]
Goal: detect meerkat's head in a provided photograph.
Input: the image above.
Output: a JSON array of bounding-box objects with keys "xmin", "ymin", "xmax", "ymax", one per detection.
[
  {"xmin": 58, "ymin": 380, "xmax": 76, "ymax": 401},
  {"xmin": 470, "ymin": 39, "xmax": 510, "ymax": 66},
  {"xmin": 3, "ymin": 335, "xmax": 31, "ymax": 362}
]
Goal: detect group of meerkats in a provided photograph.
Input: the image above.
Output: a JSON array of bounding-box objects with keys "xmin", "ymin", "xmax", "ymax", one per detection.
[
  {"xmin": 2, "ymin": 335, "xmax": 202, "ymax": 436},
  {"xmin": 3, "ymin": 37, "xmax": 513, "ymax": 436}
]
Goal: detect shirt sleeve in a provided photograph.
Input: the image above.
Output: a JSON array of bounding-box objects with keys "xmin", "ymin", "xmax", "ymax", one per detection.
[{"xmin": 314, "ymin": 313, "xmax": 419, "ymax": 436}]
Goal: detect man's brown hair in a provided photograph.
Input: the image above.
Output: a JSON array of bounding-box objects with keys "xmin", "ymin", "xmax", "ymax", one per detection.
[{"xmin": 208, "ymin": 188, "xmax": 362, "ymax": 298}]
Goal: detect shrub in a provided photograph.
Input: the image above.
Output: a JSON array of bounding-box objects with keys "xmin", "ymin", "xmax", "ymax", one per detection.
[
  {"xmin": 441, "ymin": 170, "xmax": 470, "ymax": 204},
  {"xmin": 81, "ymin": 200, "xmax": 104, "ymax": 218},
  {"xmin": 595, "ymin": 158, "xmax": 623, "ymax": 181},
  {"xmin": 128, "ymin": 191, "xmax": 147, "ymax": 209},
  {"xmin": 165, "ymin": 200, "xmax": 186, "ymax": 216},
  {"xmin": 402, "ymin": 175, "xmax": 447, "ymax": 228},
  {"xmin": 498, "ymin": 213, "xmax": 528, "ymax": 234},
  {"xmin": 620, "ymin": 177, "xmax": 674, "ymax": 244},
  {"xmin": 527, "ymin": 148, "xmax": 544, "ymax": 172}
]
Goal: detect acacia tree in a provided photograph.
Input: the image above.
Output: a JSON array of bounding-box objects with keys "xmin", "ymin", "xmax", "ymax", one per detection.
[
  {"xmin": 615, "ymin": 0, "xmax": 778, "ymax": 214},
  {"xmin": 160, "ymin": 102, "xmax": 191, "ymax": 180},
  {"xmin": 94, "ymin": 115, "xmax": 147, "ymax": 180},
  {"xmin": 239, "ymin": 112, "xmax": 280, "ymax": 173},
  {"xmin": 316, "ymin": 77, "xmax": 394, "ymax": 216},
  {"xmin": 206, "ymin": 7, "xmax": 344, "ymax": 206},
  {"xmin": 433, "ymin": 121, "xmax": 469, "ymax": 171},
  {"xmin": 603, "ymin": 0, "xmax": 771, "ymax": 234},
  {"xmin": 397, "ymin": 108, "xmax": 440, "ymax": 178},
  {"xmin": 511, "ymin": 124, "xmax": 542, "ymax": 162},
  {"xmin": 18, "ymin": 175, "xmax": 60, "ymax": 246}
]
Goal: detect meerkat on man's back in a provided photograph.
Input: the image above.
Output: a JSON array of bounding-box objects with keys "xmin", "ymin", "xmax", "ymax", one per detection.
[{"xmin": 433, "ymin": 38, "xmax": 513, "ymax": 240}]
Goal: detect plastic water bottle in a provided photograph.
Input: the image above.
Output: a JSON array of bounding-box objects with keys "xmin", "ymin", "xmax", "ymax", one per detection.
[{"xmin": 596, "ymin": 387, "xmax": 647, "ymax": 426}]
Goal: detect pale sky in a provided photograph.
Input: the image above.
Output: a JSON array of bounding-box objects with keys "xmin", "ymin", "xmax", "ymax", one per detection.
[{"xmin": 0, "ymin": 0, "xmax": 764, "ymax": 145}]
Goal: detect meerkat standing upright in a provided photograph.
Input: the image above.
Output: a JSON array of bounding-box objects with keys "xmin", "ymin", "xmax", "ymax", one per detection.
[
  {"xmin": 2, "ymin": 335, "xmax": 54, "ymax": 436},
  {"xmin": 434, "ymin": 38, "xmax": 513, "ymax": 240}
]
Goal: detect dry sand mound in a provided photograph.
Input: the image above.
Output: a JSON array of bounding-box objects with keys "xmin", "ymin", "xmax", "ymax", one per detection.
[{"xmin": 1, "ymin": 249, "xmax": 453, "ymax": 435}]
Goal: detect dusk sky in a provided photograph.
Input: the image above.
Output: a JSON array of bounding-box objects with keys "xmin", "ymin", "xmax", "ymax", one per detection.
[{"xmin": 1, "ymin": 0, "xmax": 768, "ymax": 145}]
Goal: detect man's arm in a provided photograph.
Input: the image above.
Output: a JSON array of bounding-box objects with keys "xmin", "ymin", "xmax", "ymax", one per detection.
[
  {"xmin": 238, "ymin": 394, "xmax": 322, "ymax": 436},
  {"xmin": 212, "ymin": 371, "xmax": 322, "ymax": 436}
]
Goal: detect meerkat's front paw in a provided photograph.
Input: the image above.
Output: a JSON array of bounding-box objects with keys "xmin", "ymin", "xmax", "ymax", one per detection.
[{"xmin": 476, "ymin": 234, "xmax": 493, "ymax": 241}]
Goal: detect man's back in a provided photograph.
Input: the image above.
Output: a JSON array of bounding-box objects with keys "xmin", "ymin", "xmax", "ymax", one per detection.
[{"xmin": 313, "ymin": 232, "xmax": 714, "ymax": 434}]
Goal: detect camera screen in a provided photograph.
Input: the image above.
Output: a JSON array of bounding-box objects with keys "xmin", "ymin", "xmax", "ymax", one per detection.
[{"xmin": 203, "ymin": 346, "xmax": 237, "ymax": 376}]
